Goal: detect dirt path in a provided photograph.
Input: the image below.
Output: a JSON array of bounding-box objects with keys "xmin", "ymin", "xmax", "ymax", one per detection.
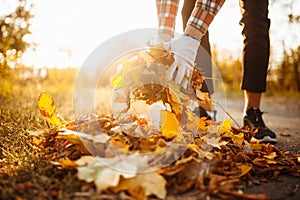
[{"xmin": 225, "ymin": 96, "xmax": 300, "ymax": 200}]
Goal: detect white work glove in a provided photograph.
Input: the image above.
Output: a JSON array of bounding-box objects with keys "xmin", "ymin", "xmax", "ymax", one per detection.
[{"xmin": 166, "ymin": 35, "xmax": 200, "ymax": 89}]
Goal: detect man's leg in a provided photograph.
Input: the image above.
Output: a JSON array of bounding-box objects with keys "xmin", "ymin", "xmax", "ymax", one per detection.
[
  {"xmin": 181, "ymin": 0, "xmax": 214, "ymax": 94},
  {"xmin": 239, "ymin": 0, "xmax": 276, "ymax": 143}
]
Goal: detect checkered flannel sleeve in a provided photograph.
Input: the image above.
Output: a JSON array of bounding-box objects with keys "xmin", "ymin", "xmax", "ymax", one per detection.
[
  {"xmin": 156, "ymin": 0, "xmax": 179, "ymax": 33},
  {"xmin": 156, "ymin": 0, "xmax": 225, "ymax": 35}
]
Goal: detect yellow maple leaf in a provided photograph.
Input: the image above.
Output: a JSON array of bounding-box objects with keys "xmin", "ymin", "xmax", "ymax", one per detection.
[
  {"xmin": 160, "ymin": 110, "xmax": 179, "ymax": 139},
  {"xmin": 221, "ymin": 118, "xmax": 232, "ymax": 133},
  {"xmin": 37, "ymin": 93, "xmax": 62, "ymax": 128},
  {"xmin": 232, "ymin": 133, "xmax": 244, "ymax": 145}
]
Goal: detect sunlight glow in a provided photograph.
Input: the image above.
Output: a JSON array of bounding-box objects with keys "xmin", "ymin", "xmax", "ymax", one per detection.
[{"xmin": 1, "ymin": 0, "xmax": 299, "ymax": 68}]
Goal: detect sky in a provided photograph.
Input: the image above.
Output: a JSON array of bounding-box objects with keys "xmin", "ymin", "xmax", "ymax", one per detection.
[{"xmin": 1, "ymin": 0, "xmax": 299, "ymax": 68}]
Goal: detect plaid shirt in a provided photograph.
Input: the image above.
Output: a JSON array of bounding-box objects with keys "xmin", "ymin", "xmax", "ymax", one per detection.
[{"xmin": 156, "ymin": 0, "xmax": 225, "ymax": 35}]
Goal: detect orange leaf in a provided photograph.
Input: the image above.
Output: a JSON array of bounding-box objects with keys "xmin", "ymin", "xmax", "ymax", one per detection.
[
  {"xmin": 263, "ymin": 152, "xmax": 277, "ymax": 160},
  {"xmin": 59, "ymin": 159, "xmax": 78, "ymax": 168},
  {"xmin": 237, "ymin": 164, "xmax": 252, "ymax": 177}
]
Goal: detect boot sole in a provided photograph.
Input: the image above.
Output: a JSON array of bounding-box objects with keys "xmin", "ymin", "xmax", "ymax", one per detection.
[{"xmin": 251, "ymin": 136, "xmax": 277, "ymax": 144}]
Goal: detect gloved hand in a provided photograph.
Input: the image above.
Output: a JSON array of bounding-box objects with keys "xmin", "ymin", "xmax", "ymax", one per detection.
[{"xmin": 166, "ymin": 34, "xmax": 200, "ymax": 89}]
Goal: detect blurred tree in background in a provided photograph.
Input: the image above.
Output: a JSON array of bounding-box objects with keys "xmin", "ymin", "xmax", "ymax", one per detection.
[
  {"xmin": 216, "ymin": 0, "xmax": 300, "ymax": 95},
  {"xmin": 0, "ymin": 0, "xmax": 33, "ymax": 98},
  {"xmin": 270, "ymin": 46, "xmax": 300, "ymax": 93},
  {"xmin": 267, "ymin": 0, "xmax": 300, "ymax": 94}
]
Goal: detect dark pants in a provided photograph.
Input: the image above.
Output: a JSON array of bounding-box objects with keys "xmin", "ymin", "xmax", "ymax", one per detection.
[{"xmin": 182, "ymin": 0, "xmax": 270, "ymax": 93}]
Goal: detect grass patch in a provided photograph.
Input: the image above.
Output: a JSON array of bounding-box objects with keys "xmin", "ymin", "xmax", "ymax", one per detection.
[{"xmin": 0, "ymin": 67, "xmax": 87, "ymax": 199}]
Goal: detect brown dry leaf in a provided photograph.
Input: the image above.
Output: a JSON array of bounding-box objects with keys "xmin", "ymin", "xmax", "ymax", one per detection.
[
  {"xmin": 174, "ymin": 161, "xmax": 202, "ymax": 193},
  {"xmin": 195, "ymin": 91, "xmax": 214, "ymax": 112},
  {"xmin": 111, "ymin": 172, "xmax": 167, "ymax": 200}
]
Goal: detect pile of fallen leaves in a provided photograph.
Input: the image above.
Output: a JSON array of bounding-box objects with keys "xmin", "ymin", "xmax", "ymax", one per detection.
[{"xmin": 32, "ymin": 47, "xmax": 300, "ymax": 200}]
